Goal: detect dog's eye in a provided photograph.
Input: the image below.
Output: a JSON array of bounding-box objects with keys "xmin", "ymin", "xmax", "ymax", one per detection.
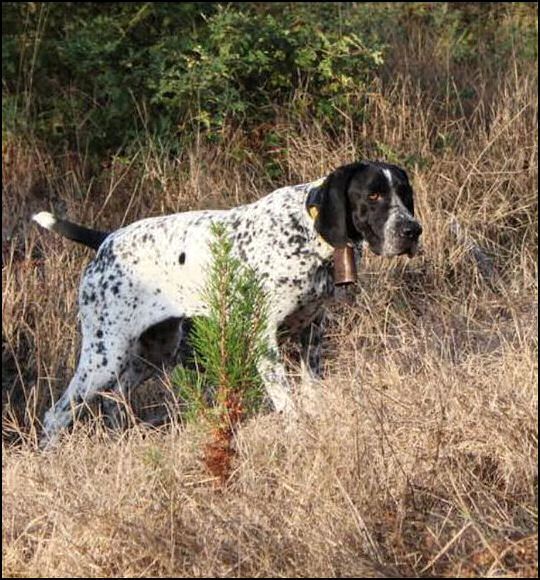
[{"xmin": 368, "ymin": 193, "xmax": 383, "ymax": 201}]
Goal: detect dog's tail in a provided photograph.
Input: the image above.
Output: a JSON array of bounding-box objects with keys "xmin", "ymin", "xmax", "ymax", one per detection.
[{"xmin": 32, "ymin": 212, "xmax": 110, "ymax": 251}]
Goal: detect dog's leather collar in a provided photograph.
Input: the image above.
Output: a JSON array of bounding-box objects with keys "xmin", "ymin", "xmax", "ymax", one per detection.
[
  {"xmin": 305, "ymin": 179, "xmax": 333, "ymax": 249},
  {"xmin": 305, "ymin": 178, "xmax": 324, "ymax": 215}
]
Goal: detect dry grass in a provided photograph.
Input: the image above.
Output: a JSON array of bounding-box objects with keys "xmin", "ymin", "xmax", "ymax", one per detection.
[{"xmin": 2, "ymin": 34, "xmax": 538, "ymax": 578}]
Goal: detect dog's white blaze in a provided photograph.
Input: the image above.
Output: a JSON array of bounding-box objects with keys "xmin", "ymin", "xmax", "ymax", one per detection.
[
  {"xmin": 32, "ymin": 211, "xmax": 57, "ymax": 230},
  {"xmin": 383, "ymin": 168, "xmax": 393, "ymax": 187},
  {"xmin": 382, "ymin": 206, "xmax": 398, "ymax": 255},
  {"xmin": 381, "ymin": 169, "xmax": 396, "ymax": 254},
  {"xmin": 381, "ymin": 190, "xmax": 414, "ymax": 255}
]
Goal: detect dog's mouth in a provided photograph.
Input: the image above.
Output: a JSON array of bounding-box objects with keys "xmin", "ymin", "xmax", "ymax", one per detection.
[
  {"xmin": 392, "ymin": 242, "xmax": 420, "ymax": 259},
  {"xmin": 401, "ymin": 242, "xmax": 420, "ymax": 259},
  {"xmin": 367, "ymin": 238, "xmax": 420, "ymax": 258},
  {"xmin": 352, "ymin": 222, "xmax": 421, "ymax": 259}
]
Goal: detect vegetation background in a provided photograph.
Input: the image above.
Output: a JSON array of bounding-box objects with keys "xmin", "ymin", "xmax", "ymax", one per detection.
[{"xmin": 2, "ymin": 2, "xmax": 538, "ymax": 577}]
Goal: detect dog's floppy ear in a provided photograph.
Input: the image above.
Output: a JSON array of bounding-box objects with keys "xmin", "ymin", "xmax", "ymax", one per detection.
[{"xmin": 312, "ymin": 163, "xmax": 364, "ymax": 247}]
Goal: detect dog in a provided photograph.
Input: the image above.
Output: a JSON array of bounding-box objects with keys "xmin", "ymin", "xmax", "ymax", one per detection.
[{"xmin": 33, "ymin": 160, "xmax": 422, "ymax": 445}]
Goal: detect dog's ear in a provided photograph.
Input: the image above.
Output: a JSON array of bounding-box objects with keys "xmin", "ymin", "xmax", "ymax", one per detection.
[{"xmin": 314, "ymin": 163, "xmax": 364, "ymax": 247}]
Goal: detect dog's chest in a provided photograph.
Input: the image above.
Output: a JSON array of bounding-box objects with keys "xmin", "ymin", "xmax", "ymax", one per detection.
[{"xmin": 267, "ymin": 258, "xmax": 334, "ymax": 324}]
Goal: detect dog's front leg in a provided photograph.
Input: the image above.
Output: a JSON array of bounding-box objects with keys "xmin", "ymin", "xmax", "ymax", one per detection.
[
  {"xmin": 257, "ymin": 330, "xmax": 295, "ymax": 413},
  {"xmin": 299, "ymin": 309, "xmax": 327, "ymax": 380}
]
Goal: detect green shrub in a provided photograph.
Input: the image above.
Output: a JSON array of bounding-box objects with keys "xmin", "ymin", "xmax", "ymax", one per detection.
[
  {"xmin": 2, "ymin": 3, "xmax": 536, "ymax": 155},
  {"xmin": 1, "ymin": 2, "xmax": 384, "ymax": 153},
  {"xmin": 171, "ymin": 223, "xmax": 269, "ymax": 425},
  {"xmin": 151, "ymin": 5, "xmax": 384, "ymax": 132}
]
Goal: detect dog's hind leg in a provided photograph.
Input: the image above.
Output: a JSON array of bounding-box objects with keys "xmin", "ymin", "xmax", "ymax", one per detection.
[
  {"xmin": 100, "ymin": 316, "xmax": 187, "ymax": 430},
  {"xmin": 40, "ymin": 332, "xmax": 132, "ymax": 448},
  {"xmin": 256, "ymin": 327, "xmax": 295, "ymax": 414},
  {"xmin": 99, "ymin": 353, "xmax": 154, "ymax": 431}
]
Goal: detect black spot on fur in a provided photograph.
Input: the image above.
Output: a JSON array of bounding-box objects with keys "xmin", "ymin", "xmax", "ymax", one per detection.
[
  {"xmin": 178, "ymin": 252, "xmax": 186, "ymax": 265},
  {"xmin": 288, "ymin": 234, "xmax": 305, "ymax": 245}
]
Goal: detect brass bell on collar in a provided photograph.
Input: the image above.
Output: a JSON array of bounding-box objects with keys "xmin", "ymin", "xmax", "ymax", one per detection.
[{"xmin": 333, "ymin": 246, "xmax": 357, "ymax": 285}]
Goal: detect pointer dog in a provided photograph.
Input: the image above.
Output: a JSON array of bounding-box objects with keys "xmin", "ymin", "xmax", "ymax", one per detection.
[{"xmin": 33, "ymin": 161, "xmax": 422, "ymax": 445}]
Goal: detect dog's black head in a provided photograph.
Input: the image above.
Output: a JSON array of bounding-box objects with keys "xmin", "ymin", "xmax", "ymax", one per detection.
[{"xmin": 309, "ymin": 161, "xmax": 422, "ymax": 257}]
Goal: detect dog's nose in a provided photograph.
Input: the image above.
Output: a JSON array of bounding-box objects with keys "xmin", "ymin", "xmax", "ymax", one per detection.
[{"xmin": 400, "ymin": 222, "xmax": 423, "ymax": 239}]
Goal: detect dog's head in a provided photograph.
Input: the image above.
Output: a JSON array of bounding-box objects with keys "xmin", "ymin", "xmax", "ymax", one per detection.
[{"xmin": 309, "ymin": 161, "xmax": 422, "ymax": 257}]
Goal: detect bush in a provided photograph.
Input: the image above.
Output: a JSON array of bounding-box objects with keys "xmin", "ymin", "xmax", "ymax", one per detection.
[
  {"xmin": 2, "ymin": 3, "xmax": 536, "ymax": 155},
  {"xmin": 2, "ymin": 2, "xmax": 384, "ymax": 153},
  {"xmin": 2, "ymin": 3, "xmax": 215, "ymax": 151},
  {"xmin": 172, "ymin": 223, "xmax": 269, "ymax": 483},
  {"xmin": 151, "ymin": 5, "xmax": 384, "ymax": 132}
]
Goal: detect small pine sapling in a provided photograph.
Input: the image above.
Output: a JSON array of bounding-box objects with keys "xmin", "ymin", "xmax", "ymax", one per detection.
[{"xmin": 172, "ymin": 223, "xmax": 269, "ymax": 483}]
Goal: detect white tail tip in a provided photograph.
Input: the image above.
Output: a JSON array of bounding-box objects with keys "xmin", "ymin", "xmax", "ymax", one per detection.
[{"xmin": 32, "ymin": 211, "xmax": 57, "ymax": 230}]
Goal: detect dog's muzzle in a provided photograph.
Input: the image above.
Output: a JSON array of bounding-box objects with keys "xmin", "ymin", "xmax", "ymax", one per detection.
[
  {"xmin": 398, "ymin": 220, "xmax": 423, "ymax": 240},
  {"xmin": 396, "ymin": 219, "xmax": 422, "ymax": 257}
]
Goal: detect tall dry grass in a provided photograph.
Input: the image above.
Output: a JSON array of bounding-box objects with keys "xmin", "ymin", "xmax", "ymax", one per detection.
[{"xmin": 2, "ymin": 35, "xmax": 538, "ymax": 578}]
